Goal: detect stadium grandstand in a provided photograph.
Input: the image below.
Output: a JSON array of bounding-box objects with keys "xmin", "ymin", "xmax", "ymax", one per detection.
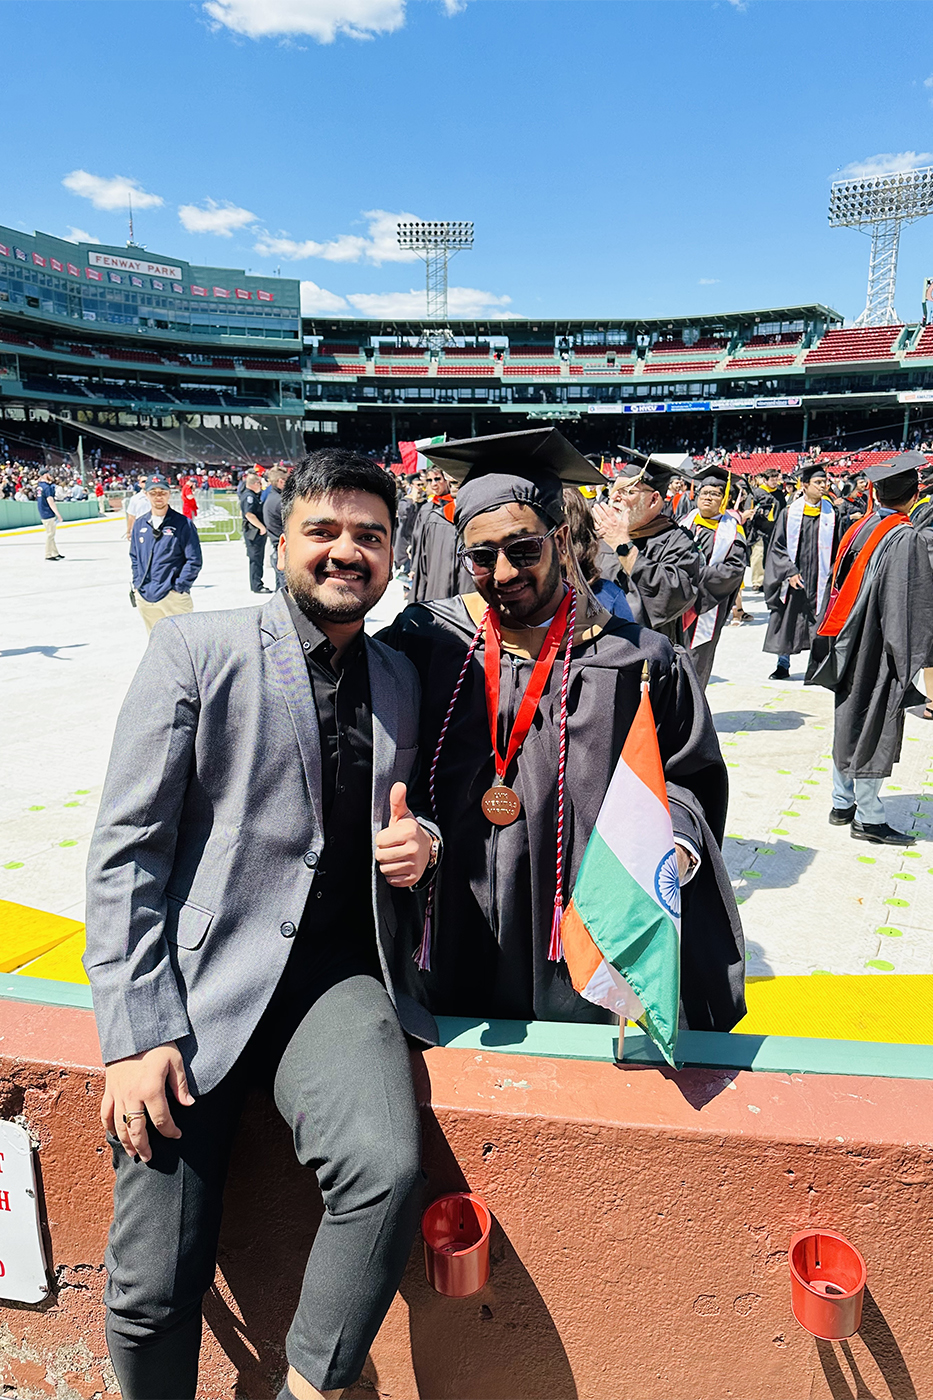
[{"xmin": 5, "ymin": 224, "xmax": 933, "ymax": 470}]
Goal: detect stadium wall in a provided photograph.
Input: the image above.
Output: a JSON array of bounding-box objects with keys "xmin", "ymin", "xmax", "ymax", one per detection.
[{"xmin": 2, "ymin": 996, "xmax": 932, "ymax": 1400}]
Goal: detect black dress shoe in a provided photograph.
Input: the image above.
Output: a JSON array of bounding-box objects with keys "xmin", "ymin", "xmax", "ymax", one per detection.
[
  {"xmin": 829, "ymin": 804, "xmax": 856, "ymax": 826},
  {"xmin": 253, "ymin": 586, "xmax": 273, "ymax": 594},
  {"xmin": 851, "ymin": 821, "xmax": 916, "ymax": 846},
  {"xmin": 768, "ymin": 665, "xmax": 791, "ymax": 680}
]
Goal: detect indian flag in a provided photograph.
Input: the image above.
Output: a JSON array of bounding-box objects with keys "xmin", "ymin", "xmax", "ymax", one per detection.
[{"xmin": 561, "ymin": 674, "xmax": 681, "ymax": 1066}]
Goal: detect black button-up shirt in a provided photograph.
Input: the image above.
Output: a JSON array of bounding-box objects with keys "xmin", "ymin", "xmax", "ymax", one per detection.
[{"xmin": 284, "ymin": 593, "xmax": 380, "ymax": 988}]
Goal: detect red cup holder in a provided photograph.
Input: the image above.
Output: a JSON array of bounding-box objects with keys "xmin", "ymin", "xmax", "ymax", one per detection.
[
  {"xmin": 789, "ymin": 1229, "xmax": 867, "ymax": 1340},
  {"xmin": 422, "ymin": 1192, "xmax": 492, "ymax": 1297}
]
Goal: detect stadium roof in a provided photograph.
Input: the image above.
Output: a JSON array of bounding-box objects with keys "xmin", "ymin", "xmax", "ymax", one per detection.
[{"xmin": 303, "ymin": 304, "xmax": 842, "ymax": 337}]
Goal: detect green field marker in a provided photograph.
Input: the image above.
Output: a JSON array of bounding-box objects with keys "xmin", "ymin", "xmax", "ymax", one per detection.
[
  {"xmin": 811, "ymin": 970, "xmax": 833, "ymax": 976},
  {"xmin": 735, "ymin": 894, "xmax": 748, "ymax": 904},
  {"xmin": 804, "ymin": 780, "xmax": 819, "ymax": 786},
  {"xmin": 813, "ymin": 766, "xmax": 828, "ymax": 772},
  {"xmin": 740, "ymin": 870, "xmax": 762, "ymax": 880},
  {"xmin": 884, "ymin": 897, "xmax": 909, "ymax": 907},
  {"xmin": 725, "ymin": 833, "xmax": 745, "ymax": 840},
  {"xmin": 791, "ymin": 844, "xmax": 809, "ymax": 852},
  {"xmin": 756, "ymin": 847, "xmax": 774, "ymax": 855},
  {"xmin": 887, "ymin": 785, "xmax": 902, "ymax": 792},
  {"xmin": 865, "ymin": 960, "xmax": 895, "ymax": 972},
  {"xmin": 792, "ymin": 794, "xmax": 811, "ymax": 801},
  {"xmin": 813, "ymin": 725, "xmax": 826, "ymax": 730},
  {"xmin": 3, "ymin": 861, "xmax": 24, "ymax": 870},
  {"xmin": 904, "ymin": 850, "xmax": 922, "ymax": 859},
  {"xmin": 63, "ymin": 801, "xmax": 79, "ymax": 808},
  {"xmin": 777, "ymin": 768, "xmax": 792, "ymax": 774},
  {"xmin": 771, "ymin": 828, "xmax": 789, "ymax": 835},
  {"xmin": 877, "ymin": 926, "xmax": 903, "ymax": 938},
  {"xmin": 74, "ymin": 789, "xmax": 91, "ymax": 794},
  {"xmin": 59, "ymin": 839, "xmax": 78, "ymax": 848},
  {"xmin": 28, "ymin": 805, "xmax": 45, "ymax": 811},
  {"xmin": 727, "ymin": 762, "xmax": 739, "ymax": 768},
  {"xmin": 893, "ymin": 873, "xmax": 916, "ymax": 882},
  {"xmin": 780, "ymin": 810, "xmax": 800, "ymax": 817},
  {"xmin": 856, "ymin": 856, "xmax": 876, "ymax": 865}
]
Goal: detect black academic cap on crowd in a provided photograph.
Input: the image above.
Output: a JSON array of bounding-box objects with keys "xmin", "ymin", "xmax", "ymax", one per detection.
[
  {"xmin": 691, "ymin": 464, "xmax": 732, "ymax": 490},
  {"xmin": 424, "ymin": 428, "xmax": 604, "ymax": 533},
  {"xmin": 146, "ymin": 473, "xmax": 171, "ymax": 489},
  {"xmin": 616, "ymin": 446, "xmax": 691, "ymax": 493},
  {"xmin": 864, "ymin": 450, "xmax": 926, "ymax": 484},
  {"xmin": 797, "ymin": 462, "xmax": 829, "ymax": 483}
]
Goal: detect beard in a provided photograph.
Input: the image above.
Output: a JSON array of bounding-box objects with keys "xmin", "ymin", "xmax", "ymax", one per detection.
[
  {"xmin": 479, "ymin": 547, "xmax": 563, "ymax": 625},
  {"xmin": 285, "ymin": 553, "xmax": 385, "ymax": 625}
]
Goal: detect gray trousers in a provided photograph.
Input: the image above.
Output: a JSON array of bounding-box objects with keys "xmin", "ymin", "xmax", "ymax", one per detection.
[{"xmin": 104, "ymin": 973, "xmax": 423, "ymax": 1399}]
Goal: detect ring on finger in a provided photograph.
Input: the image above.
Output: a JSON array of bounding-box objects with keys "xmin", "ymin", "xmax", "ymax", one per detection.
[{"xmin": 122, "ymin": 1110, "xmax": 147, "ymax": 1124}]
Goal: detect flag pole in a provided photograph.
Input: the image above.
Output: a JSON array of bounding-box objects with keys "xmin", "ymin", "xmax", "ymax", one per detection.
[{"xmin": 616, "ymin": 1016, "xmax": 625, "ymax": 1063}]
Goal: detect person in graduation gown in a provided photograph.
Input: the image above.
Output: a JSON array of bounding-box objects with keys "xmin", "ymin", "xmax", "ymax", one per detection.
[
  {"xmin": 762, "ymin": 464, "xmax": 841, "ymax": 680},
  {"xmin": 407, "ymin": 468, "xmax": 473, "ymax": 602},
  {"xmin": 380, "ymin": 428, "xmax": 746, "ymax": 1035},
  {"xmin": 591, "ymin": 448, "xmax": 702, "ymax": 645},
  {"xmin": 909, "ymin": 465, "xmax": 933, "ymax": 719},
  {"xmin": 807, "ymin": 453, "xmax": 933, "ymax": 844},
  {"xmin": 745, "ymin": 467, "xmax": 786, "ymax": 589},
  {"xmin": 680, "ymin": 466, "xmax": 748, "ymax": 688}
]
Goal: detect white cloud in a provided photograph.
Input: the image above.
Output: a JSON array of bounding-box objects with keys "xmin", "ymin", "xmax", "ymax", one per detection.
[
  {"xmin": 203, "ymin": 0, "xmax": 406, "ymax": 42},
  {"xmin": 65, "ymin": 226, "xmax": 99, "ymax": 244},
  {"xmin": 836, "ymin": 151, "xmax": 933, "ymax": 179},
  {"xmin": 62, "ymin": 170, "xmax": 164, "ymax": 212},
  {"xmin": 925, "ymin": 74, "xmax": 933, "ymax": 88},
  {"xmin": 300, "ymin": 280, "xmax": 350, "ymax": 313},
  {"xmin": 698, "ymin": 278, "xmax": 720, "ymax": 286},
  {"xmin": 179, "ymin": 199, "xmax": 258, "ymax": 236},
  {"xmin": 254, "ymin": 209, "xmax": 429, "ymax": 265},
  {"xmin": 345, "ymin": 286, "xmax": 514, "ymax": 317}
]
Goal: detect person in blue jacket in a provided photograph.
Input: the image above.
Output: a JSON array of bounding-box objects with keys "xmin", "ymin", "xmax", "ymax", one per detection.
[{"xmin": 130, "ymin": 474, "xmax": 203, "ymax": 634}]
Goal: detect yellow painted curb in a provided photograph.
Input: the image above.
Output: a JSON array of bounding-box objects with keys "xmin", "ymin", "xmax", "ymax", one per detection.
[
  {"xmin": 737, "ymin": 974, "xmax": 933, "ymax": 1045},
  {"xmin": 16, "ymin": 928, "xmax": 89, "ymax": 985},
  {"xmin": 0, "ymin": 900, "xmax": 85, "ymax": 973}
]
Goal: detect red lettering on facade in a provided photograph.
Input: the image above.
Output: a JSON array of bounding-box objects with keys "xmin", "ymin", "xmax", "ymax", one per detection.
[{"xmin": 0, "ymin": 1191, "xmax": 10, "ymax": 1212}]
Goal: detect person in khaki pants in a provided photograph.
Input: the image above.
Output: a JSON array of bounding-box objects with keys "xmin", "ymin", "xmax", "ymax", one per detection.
[{"xmin": 129, "ymin": 475, "xmax": 202, "ymax": 633}]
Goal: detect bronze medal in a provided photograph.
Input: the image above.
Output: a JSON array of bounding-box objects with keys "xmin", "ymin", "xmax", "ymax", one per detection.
[{"xmin": 481, "ymin": 784, "xmax": 522, "ymax": 826}]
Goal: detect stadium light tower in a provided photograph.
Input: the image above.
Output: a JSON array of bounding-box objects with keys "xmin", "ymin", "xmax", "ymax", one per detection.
[
  {"xmin": 396, "ymin": 220, "xmax": 474, "ymax": 322},
  {"xmin": 829, "ymin": 165, "xmax": 933, "ymax": 325}
]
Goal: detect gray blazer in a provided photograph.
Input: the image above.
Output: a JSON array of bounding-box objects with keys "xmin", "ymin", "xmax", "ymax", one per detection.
[{"xmin": 84, "ymin": 590, "xmax": 438, "ymax": 1095}]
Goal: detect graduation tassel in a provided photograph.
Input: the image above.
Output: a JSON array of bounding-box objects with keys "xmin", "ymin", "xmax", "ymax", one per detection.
[
  {"xmin": 415, "ymin": 607, "xmax": 489, "ymax": 973},
  {"xmin": 548, "ymin": 588, "xmax": 578, "ymax": 963}
]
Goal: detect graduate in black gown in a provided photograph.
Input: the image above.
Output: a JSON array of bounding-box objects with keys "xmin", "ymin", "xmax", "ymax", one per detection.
[
  {"xmin": 680, "ymin": 466, "xmax": 748, "ymax": 688},
  {"xmin": 807, "ymin": 453, "xmax": 933, "ymax": 844},
  {"xmin": 591, "ymin": 449, "xmax": 701, "ymax": 645},
  {"xmin": 763, "ymin": 464, "xmax": 841, "ymax": 680},
  {"xmin": 381, "ymin": 428, "xmax": 745, "ymax": 1033},
  {"xmin": 408, "ymin": 468, "xmax": 473, "ymax": 602}
]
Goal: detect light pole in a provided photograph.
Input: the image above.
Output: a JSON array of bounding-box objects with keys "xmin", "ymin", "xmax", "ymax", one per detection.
[
  {"xmin": 396, "ymin": 221, "xmax": 474, "ymax": 324},
  {"xmin": 829, "ymin": 165, "xmax": 933, "ymax": 326}
]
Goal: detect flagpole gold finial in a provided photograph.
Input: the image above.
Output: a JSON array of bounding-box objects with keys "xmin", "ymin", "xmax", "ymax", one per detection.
[{"xmin": 640, "ymin": 660, "xmax": 649, "ymax": 685}]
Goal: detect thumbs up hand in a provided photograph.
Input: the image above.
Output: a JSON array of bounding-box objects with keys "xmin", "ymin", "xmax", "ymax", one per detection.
[{"xmin": 375, "ymin": 782, "xmax": 435, "ymax": 888}]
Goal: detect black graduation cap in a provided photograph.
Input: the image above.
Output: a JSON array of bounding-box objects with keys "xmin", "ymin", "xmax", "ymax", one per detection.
[
  {"xmin": 690, "ymin": 464, "xmax": 732, "ymax": 490},
  {"xmin": 864, "ymin": 450, "xmax": 926, "ymax": 484},
  {"xmin": 425, "ymin": 428, "xmax": 604, "ymax": 532},
  {"xmin": 797, "ymin": 462, "xmax": 830, "ymax": 483},
  {"xmin": 616, "ymin": 446, "xmax": 691, "ymax": 493}
]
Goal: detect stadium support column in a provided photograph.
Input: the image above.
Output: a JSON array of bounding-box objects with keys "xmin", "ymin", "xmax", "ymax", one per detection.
[
  {"xmin": 77, "ymin": 435, "xmax": 85, "ymax": 487},
  {"xmin": 629, "ymin": 420, "xmax": 635, "ymax": 450},
  {"xmin": 802, "ymin": 408, "xmax": 809, "ymax": 449},
  {"xmin": 903, "ymin": 403, "xmax": 910, "ymax": 445},
  {"xmin": 390, "ymin": 410, "xmax": 396, "ymax": 459},
  {"xmin": 712, "ymin": 415, "xmax": 718, "ymax": 448}
]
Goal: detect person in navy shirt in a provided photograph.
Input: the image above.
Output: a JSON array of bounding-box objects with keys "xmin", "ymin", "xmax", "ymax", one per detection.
[
  {"xmin": 36, "ymin": 470, "xmax": 64, "ymax": 560},
  {"xmin": 129, "ymin": 475, "xmax": 203, "ymax": 634}
]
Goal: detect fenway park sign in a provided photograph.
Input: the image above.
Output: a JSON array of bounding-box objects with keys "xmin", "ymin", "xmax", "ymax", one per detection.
[{"xmin": 88, "ymin": 251, "xmax": 183, "ymax": 280}]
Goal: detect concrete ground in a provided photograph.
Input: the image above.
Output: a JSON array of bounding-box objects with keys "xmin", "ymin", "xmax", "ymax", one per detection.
[{"xmin": 1, "ymin": 516, "xmax": 931, "ymax": 982}]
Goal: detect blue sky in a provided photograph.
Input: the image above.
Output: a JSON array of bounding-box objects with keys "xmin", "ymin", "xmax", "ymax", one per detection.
[{"xmin": 3, "ymin": 0, "xmax": 933, "ymax": 322}]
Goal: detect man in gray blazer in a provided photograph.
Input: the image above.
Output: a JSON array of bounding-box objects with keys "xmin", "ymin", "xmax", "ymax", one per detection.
[{"xmin": 85, "ymin": 450, "xmax": 440, "ymax": 1400}]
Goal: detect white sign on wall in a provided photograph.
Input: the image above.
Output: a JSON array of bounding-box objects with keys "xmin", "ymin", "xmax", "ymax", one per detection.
[
  {"xmin": 0, "ymin": 1120, "xmax": 50, "ymax": 1304},
  {"xmin": 87, "ymin": 251, "xmax": 183, "ymax": 280}
]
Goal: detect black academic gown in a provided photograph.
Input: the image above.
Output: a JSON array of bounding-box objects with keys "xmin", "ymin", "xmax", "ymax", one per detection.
[
  {"xmin": 763, "ymin": 506, "xmax": 841, "ymax": 657},
  {"xmin": 683, "ymin": 516, "xmax": 748, "ymax": 688},
  {"xmin": 408, "ymin": 501, "xmax": 473, "ymax": 602},
  {"xmin": 380, "ymin": 597, "xmax": 746, "ymax": 1033},
  {"xmin": 394, "ymin": 494, "xmax": 419, "ymax": 569},
  {"xmin": 610, "ymin": 512, "xmax": 702, "ymax": 646},
  {"xmin": 747, "ymin": 484, "xmax": 786, "ymax": 550},
  {"xmin": 807, "ymin": 512, "xmax": 933, "ymax": 777}
]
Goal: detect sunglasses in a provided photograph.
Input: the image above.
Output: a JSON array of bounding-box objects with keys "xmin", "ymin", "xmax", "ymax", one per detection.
[{"xmin": 460, "ymin": 526, "xmax": 559, "ymax": 576}]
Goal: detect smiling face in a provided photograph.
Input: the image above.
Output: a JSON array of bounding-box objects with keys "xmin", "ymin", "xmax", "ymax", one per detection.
[
  {"xmin": 461, "ymin": 502, "xmax": 568, "ymax": 625},
  {"xmin": 280, "ymin": 488, "xmax": 393, "ymax": 625}
]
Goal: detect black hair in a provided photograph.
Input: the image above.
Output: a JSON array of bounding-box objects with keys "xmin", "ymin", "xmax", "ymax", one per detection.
[
  {"xmin": 875, "ymin": 469, "xmax": 919, "ymax": 506},
  {"xmin": 281, "ymin": 449, "xmax": 397, "ymax": 532}
]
